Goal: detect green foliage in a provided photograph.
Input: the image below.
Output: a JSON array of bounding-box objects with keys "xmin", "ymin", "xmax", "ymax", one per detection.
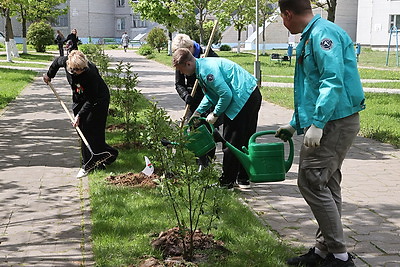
[
  {"xmin": 219, "ymin": 44, "xmax": 232, "ymax": 51},
  {"xmin": 129, "ymin": 0, "xmax": 181, "ymax": 34},
  {"xmin": 26, "ymin": 21, "xmax": 54, "ymax": 52},
  {"xmin": 138, "ymin": 44, "xmax": 154, "ymax": 56},
  {"xmin": 79, "ymin": 44, "xmax": 110, "ymax": 76},
  {"xmin": 360, "ymin": 93, "xmax": 400, "ymax": 148},
  {"xmin": 179, "ymin": 19, "xmax": 222, "ymax": 46},
  {"xmin": 14, "ymin": 0, "xmax": 68, "ymax": 24},
  {"xmin": 146, "ymin": 27, "xmax": 168, "ymax": 52},
  {"xmin": 108, "ymin": 61, "xmax": 141, "ymax": 144},
  {"xmin": 131, "ymin": 100, "xmax": 223, "ymax": 261}
]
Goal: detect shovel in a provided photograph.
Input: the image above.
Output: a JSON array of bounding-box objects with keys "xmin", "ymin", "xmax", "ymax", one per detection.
[{"xmin": 47, "ymin": 81, "xmax": 112, "ymax": 171}]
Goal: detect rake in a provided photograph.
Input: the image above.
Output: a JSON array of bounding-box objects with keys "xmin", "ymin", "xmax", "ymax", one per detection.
[{"xmin": 47, "ymin": 81, "xmax": 112, "ymax": 172}]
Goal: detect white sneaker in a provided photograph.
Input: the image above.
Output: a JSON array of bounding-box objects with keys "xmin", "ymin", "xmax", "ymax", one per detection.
[
  {"xmin": 237, "ymin": 180, "xmax": 251, "ymax": 189},
  {"xmin": 76, "ymin": 168, "xmax": 88, "ymax": 178}
]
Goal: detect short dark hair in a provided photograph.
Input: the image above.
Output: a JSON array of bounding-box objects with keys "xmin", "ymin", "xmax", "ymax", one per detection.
[
  {"xmin": 279, "ymin": 0, "xmax": 312, "ymax": 15},
  {"xmin": 172, "ymin": 48, "xmax": 194, "ymax": 67}
]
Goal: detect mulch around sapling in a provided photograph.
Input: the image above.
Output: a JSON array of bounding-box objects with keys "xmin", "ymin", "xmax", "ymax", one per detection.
[
  {"xmin": 144, "ymin": 227, "xmax": 229, "ymax": 266},
  {"xmin": 106, "ymin": 172, "xmax": 159, "ymax": 188}
]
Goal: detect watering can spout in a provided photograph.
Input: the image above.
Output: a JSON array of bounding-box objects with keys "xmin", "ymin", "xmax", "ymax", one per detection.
[{"xmin": 212, "ymin": 129, "xmax": 252, "ymax": 171}]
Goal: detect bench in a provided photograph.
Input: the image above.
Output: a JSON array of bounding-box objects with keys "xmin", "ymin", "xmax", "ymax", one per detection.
[
  {"xmin": 103, "ymin": 38, "xmax": 117, "ymax": 45},
  {"xmin": 270, "ymin": 53, "xmax": 291, "ymax": 65}
]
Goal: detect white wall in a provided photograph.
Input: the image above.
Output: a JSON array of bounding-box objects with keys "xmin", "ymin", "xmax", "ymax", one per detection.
[{"xmin": 357, "ymin": 0, "xmax": 400, "ymax": 48}]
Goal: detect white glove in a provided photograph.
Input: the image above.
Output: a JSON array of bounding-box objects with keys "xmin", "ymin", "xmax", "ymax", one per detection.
[
  {"xmin": 304, "ymin": 124, "xmax": 323, "ymax": 147},
  {"xmin": 206, "ymin": 112, "xmax": 219, "ymax": 124},
  {"xmin": 275, "ymin": 124, "xmax": 296, "ymax": 142}
]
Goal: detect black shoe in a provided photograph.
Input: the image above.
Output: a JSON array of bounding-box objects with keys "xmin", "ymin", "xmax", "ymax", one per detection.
[
  {"xmin": 320, "ymin": 253, "xmax": 355, "ymax": 267},
  {"xmin": 219, "ymin": 182, "xmax": 234, "ymax": 190},
  {"xmin": 287, "ymin": 247, "xmax": 324, "ymax": 267},
  {"xmin": 94, "ymin": 163, "xmax": 106, "ymax": 171}
]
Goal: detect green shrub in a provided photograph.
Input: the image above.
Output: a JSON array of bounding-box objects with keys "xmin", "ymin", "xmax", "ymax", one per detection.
[
  {"xmin": 219, "ymin": 44, "xmax": 232, "ymax": 51},
  {"xmin": 146, "ymin": 27, "xmax": 168, "ymax": 53},
  {"xmin": 138, "ymin": 44, "xmax": 154, "ymax": 56},
  {"xmin": 79, "ymin": 44, "xmax": 110, "ymax": 76},
  {"xmin": 27, "ymin": 21, "xmax": 54, "ymax": 52}
]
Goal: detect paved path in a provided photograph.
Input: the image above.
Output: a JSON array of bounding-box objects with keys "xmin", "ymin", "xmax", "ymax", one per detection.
[
  {"xmin": 0, "ymin": 49, "xmax": 399, "ymax": 266},
  {"xmin": 0, "ymin": 72, "xmax": 93, "ymax": 266}
]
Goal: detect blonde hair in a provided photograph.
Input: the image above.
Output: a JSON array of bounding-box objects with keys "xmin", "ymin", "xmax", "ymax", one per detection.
[
  {"xmin": 67, "ymin": 50, "xmax": 88, "ymax": 70},
  {"xmin": 171, "ymin": 34, "xmax": 194, "ymax": 53},
  {"xmin": 172, "ymin": 48, "xmax": 195, "ymax": 67}
]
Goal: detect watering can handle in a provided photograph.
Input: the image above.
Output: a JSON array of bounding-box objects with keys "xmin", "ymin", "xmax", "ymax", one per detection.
[
  {"xmin": 188, "ymin": 116, "xmax": 214, "ymax": 132},
  {"xmin": 249, "ymin": 130, "xmax": 294, "ymax": 172}
]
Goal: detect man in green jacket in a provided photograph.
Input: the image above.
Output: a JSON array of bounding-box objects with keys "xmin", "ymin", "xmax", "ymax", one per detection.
[
  {"xmin": 275, "ymin": 0, "xmax": 365, "ymax": 266},
  {"xmin": 173, "ymin": 47, "xmax": 262, "ymax": 189}
]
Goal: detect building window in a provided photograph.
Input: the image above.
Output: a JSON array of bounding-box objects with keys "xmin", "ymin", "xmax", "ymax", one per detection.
[
  {"xmin": 117, "ymin": 18, "xmax": 126, "ymax": 30},
  {"xmin": 132, "ymin": 14, "xmax": 146, "ymax": 28},
  {"xmin": 389, "ymin": 15, "xmax": 400, "ymax": 31},
  {"xmin": 52, "ymin": 14, "xmax": 68, "ymax": 27},
  {"xmin": 117, "ymin": 0, "xmax": 125, "ymax": 7}
]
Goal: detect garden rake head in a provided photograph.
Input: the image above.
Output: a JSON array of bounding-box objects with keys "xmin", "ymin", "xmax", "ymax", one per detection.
[
  {"xmin": 47, "ymin": 81, "xmax": 113, "ymax": 172},
  {"xmin": 82, "ymin": 150, "xmax": 113, "ymax": 172}
]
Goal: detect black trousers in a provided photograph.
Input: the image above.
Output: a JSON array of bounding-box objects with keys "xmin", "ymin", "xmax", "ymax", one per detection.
[
  {"xmin": 220, "ymin": 87, "xmax": 262, "ymax": 185},
  {"xmin": 58, "ymin": 44, "xmax": 64, "ymax": 56},
  {"xmin": 74, "ymin": 102, "xmax": 118, "ymax": 167}
]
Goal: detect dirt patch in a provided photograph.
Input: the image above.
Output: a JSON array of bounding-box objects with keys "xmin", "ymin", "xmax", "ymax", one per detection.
[
  {"xmin": 106, "ymin": 172, "xmax": 159, "ymax": 188},
  {"xmin": 151, "ymin": 227, "xmax": 227, "ymax": 259}
]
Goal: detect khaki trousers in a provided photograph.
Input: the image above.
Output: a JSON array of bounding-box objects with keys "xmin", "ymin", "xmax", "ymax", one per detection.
[{"xmin": 298, "ymin": 113, "xmax": 360, "ymax": 253}]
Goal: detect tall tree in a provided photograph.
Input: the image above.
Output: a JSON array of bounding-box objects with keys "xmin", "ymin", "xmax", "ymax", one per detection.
[
  {"xmin": 0, "ymin": 0, "xmax": 19, "ymax": 62},
  {"xmin": 311, "ymin": 0, "xmax": 337, "ymax": 22},
  {"xmin": 259, "ymin": 0, "xmax": 277, "ymax": 55},
  {"xmin": 188, "ymin": 0, "xmax": 213, "ymax": 45},
  {"xmin": 130, "ymin": 0, "xmax": 181, "ymax": 55},
  {"xmin": 14, "ymin": 0, "xmax": 67, "ymax": 54},
  {"xmin": 212, "ymin": 0, "xmax": 255, "ymax": 53}
]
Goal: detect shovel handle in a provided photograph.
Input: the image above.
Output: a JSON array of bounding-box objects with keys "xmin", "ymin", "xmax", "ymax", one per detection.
[{"xmin": 47, "ymin": 81, "xmax": 94, "ymax": 154}]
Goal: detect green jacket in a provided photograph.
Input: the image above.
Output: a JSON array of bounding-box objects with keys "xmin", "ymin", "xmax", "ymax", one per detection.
[
  {"xmin": 195, "ymin": 57, "xmax": 257, "ymax": 120},
  {"xmin": 291, "ymin": 14, "xmax": 365, "ymax": 133}
]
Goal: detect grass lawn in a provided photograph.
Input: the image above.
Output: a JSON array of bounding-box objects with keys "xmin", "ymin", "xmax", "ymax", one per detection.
[{"xmin": 0, "ymin": 68, "xmax": 37, "ymax": 110}]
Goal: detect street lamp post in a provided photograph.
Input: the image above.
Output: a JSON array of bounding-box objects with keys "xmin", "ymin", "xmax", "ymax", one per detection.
[{"xmin": 254, "ymin": 0, "xmax": 261, "ymax": 87}]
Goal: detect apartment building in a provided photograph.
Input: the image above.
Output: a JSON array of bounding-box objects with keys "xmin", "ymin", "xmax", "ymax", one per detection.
[{"xmin": 357, "ymin": 0, "xmax": 400, "ymax": 49}]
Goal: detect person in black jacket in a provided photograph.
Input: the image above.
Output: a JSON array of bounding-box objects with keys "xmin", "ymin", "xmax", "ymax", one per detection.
[
  {"xmin": 64, "ymin": 28, "xmax": 80, "ymax": 54},
  {"xmin": 43, "ymin": 50, "xmax": 118, "ymax": 178},
  {"xmin": 55, "ymin": 30, "xmax": 65, "ymax": 56},
  {"xmin": 171, "ymin": 34, "xmax": 221, "ymax": 169}
]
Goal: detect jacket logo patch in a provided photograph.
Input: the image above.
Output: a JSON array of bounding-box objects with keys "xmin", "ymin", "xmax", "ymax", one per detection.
[
  {"xmin": 206, "ymin": 74, "xmax": 214, "ymax": 82},
  {"xmin": 320, "ymin": 38, "xmax": 333, "ymax": 50}
]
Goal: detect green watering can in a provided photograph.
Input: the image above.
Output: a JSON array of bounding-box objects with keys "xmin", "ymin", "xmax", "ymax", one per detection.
[
  {"xmin": 213, "ymin": 130, "xmax": 294, "ymax": 183},
  {"xmin": 183, "ymin": 117, "xmax": 216, "ymax": 157}
]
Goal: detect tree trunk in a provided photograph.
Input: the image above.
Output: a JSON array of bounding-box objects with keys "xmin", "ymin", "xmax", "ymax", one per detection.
[
  {"xmin": 327, "ymin": 0, "xmax": 337, "ymax": 22},
  {"xmin": 237, "ymin": 29, "xmax": 241, "ymax": 53},
  {"xmin": 5, "ymin": 8, "xmax": 19, "ymax": 58},
  {"xmin": 261, "ymin": 20, "xmax": 266, "ymax": 55},
  {"xmin": 22, "ymin": 12, "xmax": 28, "ymax": 54}
]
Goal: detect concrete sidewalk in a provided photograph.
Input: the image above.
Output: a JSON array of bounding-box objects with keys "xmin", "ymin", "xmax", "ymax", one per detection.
[
  {"xmin": 106, "ymin": 49, "xmax": 400, "ymax": 267},
  {"xmin": 0, "ymin": 73, "xmax": 93, "ymax": 266},
  {"xmin": 0, "ymin": 49, "xmax": 399, "ymax": 266}
]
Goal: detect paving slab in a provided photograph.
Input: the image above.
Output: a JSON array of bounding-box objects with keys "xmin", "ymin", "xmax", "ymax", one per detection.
[{"xmin": 0, "ymin": 73, "xmax": 93, "ymax": 266}]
